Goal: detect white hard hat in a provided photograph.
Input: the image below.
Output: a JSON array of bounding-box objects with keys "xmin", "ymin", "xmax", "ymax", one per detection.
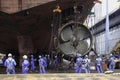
[
  {"xmin": 110, "ymin": 54, "xmax": 113, "ymax": 57},
  {"xmin": 8, "ymin": 53, "xmax": 12, "ymax": 57},
  {"xmin": 97, "ymin": 54, "xmax": 100, "ymax": 57},
  {"xmin": 39, "ymin": 55, "xmax": 41, "ymax": 58},
  {"xmin": 85, "ymin": 55, "xmax": 88, "ymax": 58},
  {"xmin": 78, "ymin": 54, "xmax": 82, "ymax": 57},
  {"xmin": 55, "ymin": 56, "xmax": 57, "ymax": 58},
  {"xmin": 31, "ymin": 55, "xmax": 33, "ymax": 57},
  {"xmin": 23, "ymin": 55, "xmax": 27, "ymax": 59}
]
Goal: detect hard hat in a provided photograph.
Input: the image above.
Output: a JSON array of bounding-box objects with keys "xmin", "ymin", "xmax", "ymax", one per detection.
[
  {"xmin": 55, "ymin": 56, "xmax": 57, "ymax": 58},
  {"xmin": 110, "ymin": 54, "xmax": 113, "ymax": 57},
  {"xmin": 97, "ymin": 54, "xmax": 100, "ymax": 57},
  {"xmin": 78, "ymin": 54, "xmax": 82, "ymax": 57},
  {"xmin": 31, "ymin": 55, "xmax": 33, "ymax": 57},
  {"xmin": 85, "ymin": 55, "xmax": 88, "ymax": 58},
  {"xmin": 39, "ymin": 55, "xmax": 41, "ymax": 58},
  {"xmin": 8, "ymin": 53, "xmax": 12, "ymax": 57},
  {"xmin": 23, "ymin": 55, "xmax": 27, "ymax": 59},
  {"xmin": 45, "ymin": 55, "xmax": 48, "ymax": 57}
]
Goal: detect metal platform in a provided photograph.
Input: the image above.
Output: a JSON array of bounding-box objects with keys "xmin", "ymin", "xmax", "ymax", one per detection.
[{"xmin": 0, "ymin": 73, "xmax": 120, "ymax": 80}]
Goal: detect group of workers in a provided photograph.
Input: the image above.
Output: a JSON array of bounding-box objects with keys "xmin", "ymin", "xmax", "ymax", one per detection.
[
  {"xmin": 3, "ymin": 52, "xmax": 115, "ymax": 74},
  {"xmin": 75, "ymin": 53, "xmax": 115, "ymax": 73},
  {"xmin": 4, "ymin": 53, "xmax": 59, "ymax": 74},
  {"xmin": 75, "ymin": 55, "xmax": 90, "ymax": 73}
]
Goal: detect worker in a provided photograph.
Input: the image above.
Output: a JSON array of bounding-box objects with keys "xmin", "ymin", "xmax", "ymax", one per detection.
[
  {"xmin": 75, "ymin": 54, "xmax": 83, "ymax": 73},
  {"xmin": 84, "ymin": 55, "xmax": 91, "ymax": 73},
  {"xmin": 96, "ymin": 54, "xmax": 103, "ymax": 73},
  {"xmin": 109, "ymin": 54, "xmax": 115, "ymax": 71},
  {"xmin": 43, "ymin": 55, "xmax": 47, "ymax": 68},
  {"xmin": 38, "ymin": 55, "xmax": 46, "ymax": 73},
  {"xmin": 30, "ymin": 55, "xmax": 35, "ymax": 71},
  {"xmin": 2, "ymin": 56, "xmax": 7, "ymax": 67},
  {"xmin": 4, "ymin": 53, "xmax": 16, "ymax": 74},
  {"xmin": 53, "ymin": 56, "xmax": 58, "ymax": 68},
  {"xmin": 47, "ymin": 55, "xmax": 51, "ymax": 68},
  {"xmin": 22, "ymin": 55, "xmax": 30, "ymax": 74}
]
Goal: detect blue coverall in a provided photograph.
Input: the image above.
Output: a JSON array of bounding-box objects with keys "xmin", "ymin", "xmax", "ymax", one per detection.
[
  {"xmin": 38, "ymin": 57, "xmax": 46, "ymax": 73},
  {"xmin": 4, "ymin": 58, "xmax": 16, "ymax": 74},
  {"xmin": 30, "ymin": 55, "xmax": 35, "ymax": 71},
  {"xmin": 43, "ymin": 55, "xmax": 47, "ymax": 68},
  {"xmin": 84, "ymin": 58, "xmax": 91, "ymax": 73},
  {"xmin": 109, "ymin": 56, "xmax": 114, "ymax": 71},
  {"xmin": 54, "ymin": 56, "xmax": 58, "ymax": 68},
  {"xmin": 47, "ymin": 55, "xmax": 50, "ymax": 68},
  {"xmin": 96, "ymin": 57, "xmax": 103, "ymax": 73},
  {"xmin": 22, "ymin": 59, "xmax": 30, "ymax": 74},
  {"xmin": 2, "ymin": 57, "xmax": 6, "ymax": 67},
  {"xmin": 75, "ymin": 57, "xmax": 83, "ymax": 73}
]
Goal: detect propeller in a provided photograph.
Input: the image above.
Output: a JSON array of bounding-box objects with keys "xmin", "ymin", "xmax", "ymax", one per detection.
[{"xmin": 58, "ymin": 21, "xmax": 93, "ymax": 57}]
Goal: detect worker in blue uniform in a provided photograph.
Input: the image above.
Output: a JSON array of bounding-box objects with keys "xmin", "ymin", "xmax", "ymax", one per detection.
[
  {"xmin": 43, "ymin": 55, "xmax": 47, "ymax": 68},
  {"xmin": 96, "ymin": 54, "xmax": 103, "ymax": 73},
  {"xmin": 2, "ymin": 56, "xmax": 7, "ymax": 67},
  {"xmin": 84, "ymin": 55, "xmax": 91, "ymax": 73},
  {"xmin": 4, "ymin": 53, "xmax": 16, "ymax": 74},
  {"xmin": 109, "ymin": 54, "xmax": 115, "ymax": 71},
  {"xmin": 38, "ymin": 55, "xmax": 46, "ymax": 73},
  {"xmin": 53, "ymin": 56, "xmax": 58, "ymax": 68},
  {"xmin": 75, "ymin": 54, "xmax": 83, "ymax": 73},
  {"xmin": 47, "ymin": 55, "xmax": 50, "ymax": 68},
  {"xmin": 22, "ymin": 55, "xmax": 30, "ymax": 74},
  {"xmin": 30, "ymin": 55, "xmax": 35, "ymax": 71}
]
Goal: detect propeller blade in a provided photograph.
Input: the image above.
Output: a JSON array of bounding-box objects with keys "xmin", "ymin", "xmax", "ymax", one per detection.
[
  {"xmin": 76, "ymin": 40, "xmax": 88, "ymax": 55},
  {"xmin": 59, "ymin": 42, "xmax": 77, "ymax": 55},
  {"xmin": 61, "ymin": 26, "xmax": 73, "ymax": 41}
]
